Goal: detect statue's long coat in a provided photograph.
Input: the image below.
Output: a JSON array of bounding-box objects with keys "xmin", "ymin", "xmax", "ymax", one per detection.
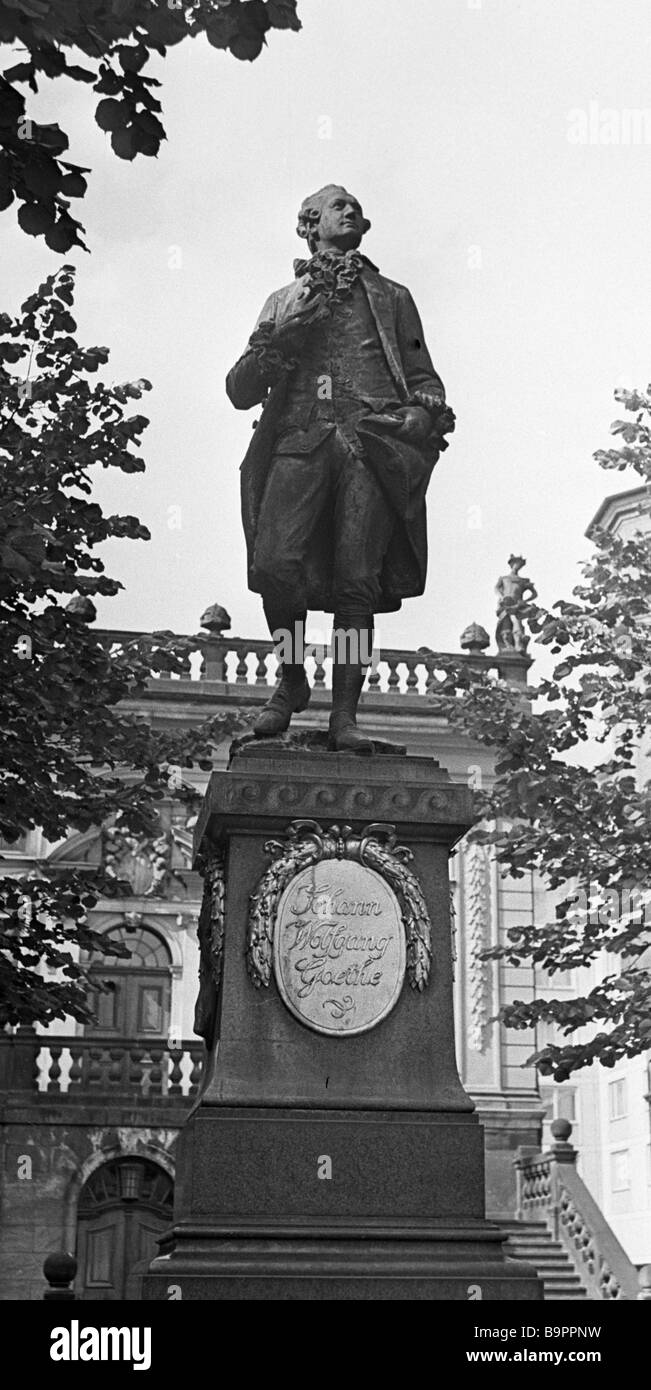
[{"xmin": 226, "ymin": 268, "xmax": 447, "ymax": 613}]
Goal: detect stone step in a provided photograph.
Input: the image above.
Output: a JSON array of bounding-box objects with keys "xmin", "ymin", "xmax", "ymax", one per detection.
[
  {"xmin": 508, "ymin": 1254, "xmax": 578, "ymax": 1267},
  {"xmin": 544, "ymin": 1284, "xmax": 593, "ymax": 1294},
  {"xmin": 512, "ymin": 1261, "xmax": 584, "ymax": 1276},
  {"xmin": 500, "ymin": 1222, "xmax": 549, "ymax": 1232},
  {"xmin": 545, "ymin": 1284, "xmax": 595, "ymax": 1295},
  {"xmin": 501, "ymin": 1221, "xmax": 591, "ymax": 1301},
  {"xmin": 537, "ymin": 1272, "xmax": 585, "ymax": 1285},
  {"xmin": 507, "ymin": 1249, "xmax": 579, "ymax": 1266},
  {"xmin": 506, "ymin": 1245, "xmax": 567, "ymax": 1256}
]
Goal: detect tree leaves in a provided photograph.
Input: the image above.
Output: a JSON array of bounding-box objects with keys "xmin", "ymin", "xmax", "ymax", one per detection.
[
  {"xmin": 59, "ymin": 169, "xmax": 88, "ymax": 197},
  {"xmin": 229, "ymin": 0, "xmax": 271, "ymax": 61},
  {"xmin": 0, "ymin": 267, "xmax": 245, "ymax": 1027},
  {"xmin": 1, "ymin": 0, "xmax": 303, "ymax": 249},
  {"xmin": 17, "ymin": 200, "xmax": 54, "ymax": 235},
  {"xmin": 118, "ymin": 43, "xmax": 149, "ymax": 74},
  {"xmin": 95, "ymin": 97, "xmax": 130, "ymax": 131},
  {"xmin": 44, "ymin": 213, "xmax": 79, "ymax": 253},
  {"xmin": 30, "ymin": 120, "xmax": 69, "ymax": 155},
  {"xmin": 110, "ymin": 127, "xmax": 136, "ymax": 161},
  {"xmin": 265, "ymin": 0, "xmax": 303, "ymax": 29},
  {"xmin": 436, "ymin": 386, "xmax": 651, "ymax": 1079}
]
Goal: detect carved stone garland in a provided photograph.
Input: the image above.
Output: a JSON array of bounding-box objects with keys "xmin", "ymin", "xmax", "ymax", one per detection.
[
  {"xmin": 246, "ymin": 820, "xmax": 432, "ymax": 993},
  {"xmin": 193, "ymin": 847, "xmax": 226, "ymax": 1043},
  {"xmin": 464, "ymin": 840, "xmax": 492, "ymax": 1052}
]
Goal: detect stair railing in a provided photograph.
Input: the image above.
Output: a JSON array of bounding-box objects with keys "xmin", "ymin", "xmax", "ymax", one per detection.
[{"xmin": 514, "ymin": 1118, "xmax": 639, "ymax": 1300}]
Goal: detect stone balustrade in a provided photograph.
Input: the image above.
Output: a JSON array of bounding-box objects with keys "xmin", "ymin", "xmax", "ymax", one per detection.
[
  {"xmin": 96, "ymin": 628, "xmax": 532, "ymax": 698},
  {"xmin": 0, "ymin": 1034, "xmax": 204, "ymax": 1101},
  {"xmin": 514, "ymin": 1118, "xmax": 639, "ymax": 1300}
]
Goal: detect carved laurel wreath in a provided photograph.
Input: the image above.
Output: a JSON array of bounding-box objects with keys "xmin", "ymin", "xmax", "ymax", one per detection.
[{"xmin": 246, "ymin": 820, "xmax": 432, "ymax": 993}]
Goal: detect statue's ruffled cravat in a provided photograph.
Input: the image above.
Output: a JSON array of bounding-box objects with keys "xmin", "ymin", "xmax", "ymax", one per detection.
[{"xmin": 292, "ymin": 249, "xmax": 378, "ymax": 303}]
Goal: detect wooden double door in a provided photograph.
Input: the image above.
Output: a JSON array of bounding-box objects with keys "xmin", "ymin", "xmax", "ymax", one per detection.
[{"xmin": 76, "ymin": 1159, "xmax": 173, "ymax": 1300}]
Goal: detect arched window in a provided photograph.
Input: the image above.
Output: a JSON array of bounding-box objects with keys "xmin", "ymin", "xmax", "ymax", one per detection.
[
  {"xmin": 89, "ymin": 923, "xmax": 171, "ymax": 970},
  {"xmin": 87, "ymin": 923, "xmax": 172, "ymax": 1039}
]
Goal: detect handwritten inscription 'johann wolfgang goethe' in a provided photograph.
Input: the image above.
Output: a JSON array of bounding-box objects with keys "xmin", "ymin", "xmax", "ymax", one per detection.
[{"xmin": 273, "ymin": 860, "xmax": 406, "ymax": 1036}]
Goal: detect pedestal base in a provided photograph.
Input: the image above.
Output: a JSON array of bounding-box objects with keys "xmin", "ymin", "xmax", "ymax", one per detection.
[
  {"xmin": 143, "ymin": 1107, "xmax": 541, "ymax": 1300},
  {"xmin": 143, "ymin": 748, "xmax": 542, "ymax": 1301},
  {"xmin": 143, "ymin": 1233, "xmax": 540, "ymax": 1301}
]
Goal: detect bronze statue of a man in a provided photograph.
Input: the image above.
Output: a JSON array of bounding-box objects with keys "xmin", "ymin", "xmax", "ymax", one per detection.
[{"xmin": 226, "ymin": 184, "xmax": 453, "ymax": 752}]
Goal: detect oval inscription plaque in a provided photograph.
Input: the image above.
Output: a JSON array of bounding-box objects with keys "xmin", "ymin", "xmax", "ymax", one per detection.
[{"xmin": 273, "ymin": 859, "xmax": 406, "ymax": 1036}]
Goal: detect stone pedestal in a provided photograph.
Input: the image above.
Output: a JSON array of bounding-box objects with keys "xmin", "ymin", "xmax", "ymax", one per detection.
[{"xmin": 143, "ymin": 744, "xmax": 541, "ymax": 1300}]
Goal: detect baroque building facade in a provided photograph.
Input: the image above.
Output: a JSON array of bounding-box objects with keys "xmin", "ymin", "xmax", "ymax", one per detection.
[
  {"xmin": 538, "ymin": 484, "xmax": 651, "ymax": 1268},
  {"xmin": 1, "ymin": 565, "xmax": 647, "ymax": 1298}
]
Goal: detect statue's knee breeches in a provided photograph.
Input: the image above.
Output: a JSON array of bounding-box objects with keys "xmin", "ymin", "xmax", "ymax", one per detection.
[
  {"xmin": 252, "ymin": 452, "xmax": 329, "ymax": 605},
  {"xmin": 331, "ymin": 455, "xmax": 394, "ymax": 612}
]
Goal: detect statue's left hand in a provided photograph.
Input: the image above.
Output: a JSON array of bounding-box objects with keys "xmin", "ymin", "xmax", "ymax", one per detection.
[{"xmin": 388, "ymin": 405, "xmax": 432, "ymax": 442}]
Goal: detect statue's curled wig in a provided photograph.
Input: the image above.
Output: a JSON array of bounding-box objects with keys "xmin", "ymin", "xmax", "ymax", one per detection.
[{"xmin": 296, "ymin": 185, "xmax": 371, "ymax": 252}]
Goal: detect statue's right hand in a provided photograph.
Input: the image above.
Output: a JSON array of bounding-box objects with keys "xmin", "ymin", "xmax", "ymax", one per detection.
[{"xmin": 273, "ymin": 292, "xmax": 328, "ymax": 353}]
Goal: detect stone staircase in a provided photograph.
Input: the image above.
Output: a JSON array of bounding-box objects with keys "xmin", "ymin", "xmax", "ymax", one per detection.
[
  {"xmin": 509, "ymin": 1120, "xmax": 639, "ymax": 1301},
  {"xmin": 501, "ymin": 1221, "xmax": 591, "ymax": 1300}
]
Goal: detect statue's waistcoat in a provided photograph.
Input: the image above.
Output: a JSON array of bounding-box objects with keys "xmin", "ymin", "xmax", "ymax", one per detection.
[{"xmin": 277, "ymin": 280, "xmax": 400, "ymax": 451}]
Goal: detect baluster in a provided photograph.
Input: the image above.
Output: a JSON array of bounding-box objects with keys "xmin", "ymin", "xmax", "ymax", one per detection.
[
  {"xmin": 46, "ymin": 1044, "xmax": 63, "ymax": 1094},
  {"xmin": 36, "ymin": 1045, "xmax": 49, "ymax": 1093},
  {"xmin": 234, "ymin": 645, "xmax": 249, "ymax": 684},
  {"xmin": 405, "ymin": 655, "xmax": 419, "ymax": 694},
  {"xmin": 148, "ymin": 1045, "xmax": 164, "ymax": 1097},
  {"xmin": 387, "ymin": 655, "xmax": 401, "ymax": 692},
  {"xmin": 312, "ymin": 644, "xmax": 328, "ymax": 689},
  {"xmin": 86, "ymin": 1047, "xmax": 103, "ymax": 1089},
  {"xmin": 168, "ymin": 1045, "xmax": 184, "ymax": 1096},
  {"xmin": 99, "ymin": 1046, "xmax": 112, "ymax": 1089},
  {"xmin": 210, "ymin": 642, "xmax": 231, "ymax": 682},
  {"xmin": 129, "ymin": 1046, "xmax": 145, "ymax": 1090},
  {"xmin": 108, "ymin": 1047, "xmax": 124, "ymax": 1089},
  {"xmin": 423, "ymin": 655, "xmax": 440, "ymax": 696},
  {"xmin": 68, "ymin": 1042, "xmax": 83, "ymax": 1091},
  {"xmin": 100, "ymin": 1047, "xmax": 114, "ymax": 1090},
  {"xmin": 254, "ymin": 647, "xmax": 269, "ymax": 685},
  {"xmin": 366, "ymin": 661, "xmax": 381, "ymax": 692},
  {"xmin": 188, "ymin": 1048, "xmax": 203, "ymax": 1096},
  {"xmin": 219, "ymin": 643, "xmax": 231, "ymax": 681}
]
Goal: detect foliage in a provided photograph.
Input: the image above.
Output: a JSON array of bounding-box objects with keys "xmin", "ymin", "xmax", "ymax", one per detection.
[
  {"xmin": 0, "ymin": 0, "xmax": 301, "ymax": 251},
  {"xmin": 0, "ymin": 265, "xmax": 242, "ymax": 1026},
  {"xmin": 435, "ymin": 386, "xmax": 651, "ymax": 1079}
]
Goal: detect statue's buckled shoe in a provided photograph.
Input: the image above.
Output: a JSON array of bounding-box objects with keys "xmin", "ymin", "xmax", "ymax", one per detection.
[
  {"xmin": 328, "ymin": 654, "xmax": 374, "ymax": 755},
  {"xmin": 328, "ymin": 713, "xmax": 374, "ymax": 756},
  {"xmin": 253, "ymin": 672, "xmax": 311, "ymax": 738}
]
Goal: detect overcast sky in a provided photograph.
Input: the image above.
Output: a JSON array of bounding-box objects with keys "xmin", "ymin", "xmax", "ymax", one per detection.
[{"xmin": 3, "ymin": 0, "xmax": 651, "ymax": 656}]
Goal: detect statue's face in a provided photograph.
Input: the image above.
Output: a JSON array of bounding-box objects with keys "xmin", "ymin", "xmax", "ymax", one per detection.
[{"xmin": 314, "ymin": 188, "xmax": 366, "ymax": 250}]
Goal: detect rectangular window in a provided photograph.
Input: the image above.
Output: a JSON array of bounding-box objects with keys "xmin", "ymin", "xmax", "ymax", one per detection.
[
  {"xmin": 608, "ymin": 1077, "xmax": 627, "ymax": 1120},
  {"xmin": 539, "ymin": 1085, "xmax": 554, "ymax": 1122},
  {"xmin": 610, "ymin": 1149, "xmax": 631, "ymax": 1192},
  {"xmin": 556, "ymin": 1087, "xmax": 576, "ymax": 1123},
  {"xmin": 138, "ymin": 985, "xmax": 163, "ymax": 1034},
  {"xmin": 94, "ymin": 983, "xmax": 118, "ymax": 1031},
  {"xmin": 539, "ymin": 1084, "xmax": 578, "ymax": 1152}
]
